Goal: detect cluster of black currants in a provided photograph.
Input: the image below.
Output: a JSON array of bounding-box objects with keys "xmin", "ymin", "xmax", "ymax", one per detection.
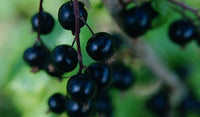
[
  {"xmin": 120, "ymin": 1, "xmax": 200, "ymax": 48},
  {"xmin": 23, "ymin": 0, "xmax": 136, "ymax": 117},
  {"xmin": 47, "ymin": 61, "xmax": 135, "ymax": 117}
]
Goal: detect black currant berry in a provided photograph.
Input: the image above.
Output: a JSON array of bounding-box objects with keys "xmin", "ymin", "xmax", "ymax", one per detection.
[
  {"xmin": 65, "ymin": 96, "xmax": 96, "ymax": 117},
  {"xmin": 146, "ymin": 93, "xmax": 169, "ymax": 115},
  {"xmin": 168, "ymin": 20, "xmax": 196, "ymax": 46},
  {"xmin": 94, "ymin": 92, "xmax": 112, "ymax": 117},
  {"xmin": 111, "ymin": 62, "xmax": 134, "ymax": 91},
  {"xmin": 58, "ymin": 1, "xmax": 87, "ymax": 31},
  {"xmin": 86, "ymin": 32, "xmax": 116, "ymax": 61},
  {"xmin": 141, "ymin": 2, "xmax": 158, "ymax": 21},
  {"xmin": 85, "ymin": 62, "xmax": 112, "ymax": 90},
  {"xmin": 121, "ymin": 7, "xmax": 151, "ymax": 38},
  {"xmin": 43, "ymin": 56, "xmax": 65, "ymax": 77},
  {"xmin": 51, "ymin": 45, "xmax": 78, "ymax": 72},
  {"xmin": 23, "ymin": 46, "xmax": 48, "ymax": 69},
  {"xmin": 67, "ymin": 74, "xmax": 97, "ymax": 103},
  {"xmin": 31, "ymin": 12, "xmax": 54, "ymax": 34},
  {"xmin": 48, "ymin": 93, "xmax": 66, "ymax": 114}
]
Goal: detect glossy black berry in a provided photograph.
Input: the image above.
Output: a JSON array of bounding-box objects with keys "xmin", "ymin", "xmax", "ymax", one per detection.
[
  {"xmin": 67, "ymin": 74, "xmax": 97, "ymax": 103},
  {"xmin": 94, "ymin": 92, "xmax": 112, "ymax": 117},
  {"xmin": 85, "ymin": 62, "xmax": 112, "ymax": 90},
  {"xmin": 146, "ymin": 93, "xmax": 169, "ymax": 115},
  {"xmin": 86, "ymin": 32, "xmax": 116, "ymax": 61},
  {"xmin": 111, "ymin": 63, "xmax": 134, "ymax": 91},
  {"xmin": 65, "ymin": 96, "xmax": 96, "ymax": 117},
  {"xmin": 121, "ymin": 7, "xmax": 151, "ymax": 38},
  {"xmin": 51, "ymin": 45, "xmax": 78, "ymax": 72},
  {"xmin": 48, "ymin": 93, "xmax": 66, "ymax": 114},
  {"xmin": 58, "ymin": 1, "xmax": 87, "ymax": 31},
  {"xmin": 168, "ymin": 20, "xmax": 196, "ymax": 46},
  {"xmin": 141, "ymin": 2, "xmax": 158, "ymax": 21},
  {"xmin": 23, "ymin": 46, "xmax": 48, "ymax": 68},
  {"xmin": 43, "ymin": 56, "xmax": 65, "ymax": 77},
  {"xmin": 31, "ymin": 12, "xmax": 54, "ymax": 34}
]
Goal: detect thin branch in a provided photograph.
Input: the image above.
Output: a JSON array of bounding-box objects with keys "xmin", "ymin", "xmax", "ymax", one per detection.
[
  {"xmin": 33, "ymin": 0, "xmax": 44, "ymax": 46},
  {"xmin": 168, "ymin": 0, "xmax": 200, "ymax": 19},
  {"xmin": 73, "ymin": 0, "xmax": 84, "ymax": 74}
]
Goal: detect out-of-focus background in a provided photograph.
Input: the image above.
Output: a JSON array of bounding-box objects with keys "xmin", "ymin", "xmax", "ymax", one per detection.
[{"xmin": 1, "ymin": 0, "xmax": 200, "ymax": 117}]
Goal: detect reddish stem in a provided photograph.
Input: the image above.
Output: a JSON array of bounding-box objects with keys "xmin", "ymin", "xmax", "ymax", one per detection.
[
  {"xmin": 34, "ymin": 0, "xmax": 44, "ymax": 46},
  {"xmin": 73, "ymin": 0, "xmax": 84, "ymax": 74}
]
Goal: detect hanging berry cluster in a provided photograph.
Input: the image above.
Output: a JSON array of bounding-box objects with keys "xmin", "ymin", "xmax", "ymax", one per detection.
[
  {"xmin": 119, "ymin": 0, "xmax": 200, "ymax": 48},
  {"xmin": 23, "ymin": 0, "xmax": 135, "ymax": 117},
  {"xmin": 22, "ymin": 0, "xmax": 200, "ymax": 116}
]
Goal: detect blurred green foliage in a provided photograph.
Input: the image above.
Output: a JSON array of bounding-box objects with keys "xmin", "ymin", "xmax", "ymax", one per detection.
[{"xmin": 0, "ymin": 0, "xmax": 200, "ymax": 117}]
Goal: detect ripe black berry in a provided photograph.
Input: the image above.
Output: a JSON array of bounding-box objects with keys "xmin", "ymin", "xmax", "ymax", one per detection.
[
  {"xmin": 146, "ymin": 93, "xmax": 169, "ymax": 115},
  {"xmin": 58, "ymin": 1, "xmax": 87, "ymax": 31},
  {"xmin": 51, "ymin": 45, "xmax": 78, "ymax": 72},
  {"xmin": 31, "ymin": 12, "xmax": 54, "ymax": 34},
  {"xmin": 111, "ymin": 62, "xmax": 134, "ymax": 91},
  {"xmin": 85, "ymin": 62, "xmax": 112, "ymax": 90},
  {"xmin": 86, "ymin": 32, "xmax": 116, "ymax": 61},
  {"xmin": 65, "ymin": 96, "xmax": 96, "ymax": 117},
  {"xmin": 43, "ymin": 56, "xmax": 65, "ymax": 77},
  {"xmin": 48, "ymin": 93, "xmax": 66, "ymax": 114},
  {"xmin": 67, "ymin": 74, "xmax": 97, "ymax": 103},
  {"xmin": 23, "ymin": 46, "xmax": 48, "ymax": 69},
  {"xmin": 121, "ymin": 7, "xmax": 151, "ymax": 38},
  {"xmin": 168, "ymin": 20, "xmax": 196, "ymax": 46}
]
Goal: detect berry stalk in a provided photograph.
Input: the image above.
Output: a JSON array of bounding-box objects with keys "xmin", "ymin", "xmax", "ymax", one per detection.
[
  {"xmin": 168, "ymin": 0, "xmax": 200, "ymax": 19},
  {"xmin": 73, "ymin": 0, "xmax": 84, "ymax": 74},
  {"xmin": 34, "ymin": 0, "xmax": 44, "ymax": 46},
  {"xmin": 80, "ymin": 17, "xmax": 95, "ymax": 37}
]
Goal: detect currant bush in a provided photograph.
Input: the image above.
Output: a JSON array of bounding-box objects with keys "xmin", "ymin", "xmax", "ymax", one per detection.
[{"xmin": 3, "ymin": 0, "xmax": 200, "ymax": 117}]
